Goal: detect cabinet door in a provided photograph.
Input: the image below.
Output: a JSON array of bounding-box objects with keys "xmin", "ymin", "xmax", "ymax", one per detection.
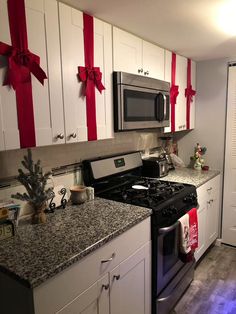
[
  {"xmin": 56, "ymin": 274, "xmax": 109, "ymax": 314},
  {"xmin": 113, "ymin": 27, "xmax": 142, "ymax": 75},
  {"xmin": 0, "ymin": 0, "xmax": 21, "ymax": 150},
  {"xmin": 142, "ymin": 41, "xmax": 164, "ymax": 80},
  {"xmin": 59, "ymin": 4, "xmax": 86, "ymax": 143},
  {"xmin": 205, "ymin": 176, "xmax": 220, "ymax": 248},
  {"xmin": 189, "ymin": 60, "xmax": 196, "ymax": 130},
  {"xmin": 175, "ymin": 54, "xmax": 187, "ymax": 132},
  {"xmin": 0, "ymin": 0, "xmax": 65, "ymax": 149},
  {"xmin": 110, "ymin": 242, "xmax": 151, "ymax": 314},
  {"xmin": 94, "ymin": 19, "xmax": 113, "ymax": 140},
  {"xmin": 59, "ymin": 4, "xmax": 113, "ymax": 143},
  {"xmin": 164, "ymin": 52, "xmax": 188, "ymax": 133}
]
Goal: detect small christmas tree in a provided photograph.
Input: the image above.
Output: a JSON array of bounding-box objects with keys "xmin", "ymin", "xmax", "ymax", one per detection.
[{"xmin": 12, "ymin": 149, "xmax": 53, "ymax": 223}]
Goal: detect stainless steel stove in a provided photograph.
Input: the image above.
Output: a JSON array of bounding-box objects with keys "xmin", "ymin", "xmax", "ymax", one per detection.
[{"xmin": 83, "ymin": 151, "xmax": 198, "ymax": 314}]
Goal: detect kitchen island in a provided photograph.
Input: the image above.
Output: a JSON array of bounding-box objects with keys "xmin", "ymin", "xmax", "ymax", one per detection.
[{"xmin": 0, "ymin": 198, "xmax": 151, "ymax": 314}]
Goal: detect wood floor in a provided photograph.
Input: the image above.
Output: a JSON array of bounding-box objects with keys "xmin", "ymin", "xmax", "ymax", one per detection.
[{"xmin": 172, "ymin": 245, "xmax": 236, "ymax": 314}]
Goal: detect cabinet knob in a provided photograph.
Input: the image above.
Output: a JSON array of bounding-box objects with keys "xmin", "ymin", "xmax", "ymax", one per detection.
[
  {"xmin": 102, "ymin": 284, "xmax": 109, "ymax": 290},
  {"xmin": 207, "ymin": 187, "xmax": 212, "ymax": 192},
  {"xmin": 113, "ymin": 275, "xmax": 120, "ymax": 281},
  {"xmin": 144, "ymin": 70, "xmax": 149, "ymax": 75},
  {"xmin": 138, "ymin": 68, "xmax": 143, "ymax": 73},
  {"xmin": 101, "ymin": 252, "xmax": 116, "ymax": 263},
  {"xmin": 56, "ymin": 133, "xmax": 64, "ymax": 140},
  {"xmin": 69, "ymin": 132, "xmax": 77, "ymax": 139}
]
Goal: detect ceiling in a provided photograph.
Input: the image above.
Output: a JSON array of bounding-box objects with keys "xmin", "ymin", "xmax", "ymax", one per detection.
[{"xmin": 61, "ymin": 0, "xmax": 236, "ymax": 62}]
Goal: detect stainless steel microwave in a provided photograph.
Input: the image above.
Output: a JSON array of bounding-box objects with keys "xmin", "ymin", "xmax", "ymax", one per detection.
[{"xmin": 113, "ymin": 71, "xmax": 170, "ymax": 131}]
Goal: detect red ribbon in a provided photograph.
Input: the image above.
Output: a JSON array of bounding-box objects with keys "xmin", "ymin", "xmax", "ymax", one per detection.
[
  {"xmin": 170, "ymin": 53, "xmax": 179, "ymax": 132},
  {"xmin": 78, "ymin": 13, "xmax": 105, "ymax": 141},
  {"xmin": 185, "ymin": 59, "xmax": 196, "ymax": 130},
  {"xmin": 0, "ymin": 0, "xmax": 47, "ymax": 148}
]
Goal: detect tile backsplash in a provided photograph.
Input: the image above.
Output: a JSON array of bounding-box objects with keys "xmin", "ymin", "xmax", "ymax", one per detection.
[{"xmin": 0, "ymin": 131, "xmax": 160, "ymax": 202}]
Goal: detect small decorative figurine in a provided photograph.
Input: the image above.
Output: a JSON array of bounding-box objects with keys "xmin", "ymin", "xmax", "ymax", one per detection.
[
  {"xmin": 11, "ymin": 149, "xmax": 53, "ymax": 224},
  {"xmin": 191, "ymin": 143, "xmax": 207, "ymax": 170}
]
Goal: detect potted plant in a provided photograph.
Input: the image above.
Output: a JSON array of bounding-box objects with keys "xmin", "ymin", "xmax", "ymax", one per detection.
[{"xmin": 12, "ymin": 149, "xmax": 53, "ymax": 224}]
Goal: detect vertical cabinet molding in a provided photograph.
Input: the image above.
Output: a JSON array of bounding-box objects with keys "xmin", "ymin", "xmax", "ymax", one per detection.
[
  {"xmin": 0, "ymin": 0, "xmax": 65, "ymax": 150},
  {"xmin": 59, "ymin": 3, "xmax": 113, "ymax": 143},
  {"xmin": 194, "ymin": 175, "xmax": 220, "ymax": 262},
  {"xmin": 113, "ymin": 27, "xmax": 165, "ymax": 80},
  {"xmin": 164, "ymin": 50, "xmax": 196, "ymax": 133}
]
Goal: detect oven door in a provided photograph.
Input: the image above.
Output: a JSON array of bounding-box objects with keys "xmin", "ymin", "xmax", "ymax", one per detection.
[
  {"xmin": 120, "ymin": 85, "xmax": 169, "ymax": 130},
  {"xmin": 155, "ymin": 221, "xmax": 184, "ymax": 295}
]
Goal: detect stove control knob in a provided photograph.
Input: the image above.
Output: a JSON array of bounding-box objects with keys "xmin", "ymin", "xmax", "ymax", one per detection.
[
  {"xmin": 184, "ymin": 193, "xmax": 197, "ymax": 203},
  {"xmin": 169, "ymin": 205, "xmax": 178, "ymax": 215},
  {"xmin": 162, "ymin": 206, "xmax": 177, "ymax": 217}
]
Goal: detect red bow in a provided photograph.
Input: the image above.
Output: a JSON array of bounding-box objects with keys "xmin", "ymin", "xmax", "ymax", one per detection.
[
  {"xmin": 185, "ymin": 85, "xmax": 196, "ymax": 102},
  {"xmin": 170, "ymin": 84, "xmax": 179, "ymax": 105},
  {"xmin": 78, "ymin": 66, "xmax": 105, "ymax": 96},
  {"xmin": 0, "ymin": 42, "xmax": 47, "ymax": 90}
]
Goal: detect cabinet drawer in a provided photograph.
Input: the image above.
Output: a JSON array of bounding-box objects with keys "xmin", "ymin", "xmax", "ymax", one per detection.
[
  {"xmin": 34, "ymin": 217, "xmax": 150, "ymax": 314},
  {"xmin": 197, "ymin": 175, "xmax": 220, "ymax": 201}
]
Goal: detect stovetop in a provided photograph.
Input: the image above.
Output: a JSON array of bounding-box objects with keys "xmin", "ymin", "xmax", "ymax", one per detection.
[
  {"xmin": 82, "ymin": 152, "xmax": 198, "ymax": 227},
  {"xmin": 95, "ymin": 175, "xmax": 198, "ymax": 227}
]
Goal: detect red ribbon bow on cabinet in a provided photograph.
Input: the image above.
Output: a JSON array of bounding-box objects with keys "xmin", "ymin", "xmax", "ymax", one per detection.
[
  {"xmin": 0, "ymin": 43, "xmax": 47, "ymax": 90},
  {"xmin": 78, "ymin": 66, "xmax": 105, "ymax": 97},
  {"xmin": 185, "ymin": 59, "xmax": 196, "ymax": 129},
  {"xmin": 170, "ymin": 84, "xmax": 179, "ymax": 106}
]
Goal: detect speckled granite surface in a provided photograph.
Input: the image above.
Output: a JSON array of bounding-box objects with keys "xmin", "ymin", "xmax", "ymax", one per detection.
[
  {"xmin": 0, "ymin": 198, "xmax": 151, "ymax": 289},
  {"xmin": 161, "ymin": 168, "xmax": 220, "ymax": 187}
]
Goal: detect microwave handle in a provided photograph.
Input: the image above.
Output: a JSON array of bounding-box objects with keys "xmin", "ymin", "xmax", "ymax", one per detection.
[
  {"xmin": 163, "ymin": 94, "xmax": 167, "ymax": 119},
  {"xmin": 155, "ymin": 93, "xmax": 164, "ymax": 122}
]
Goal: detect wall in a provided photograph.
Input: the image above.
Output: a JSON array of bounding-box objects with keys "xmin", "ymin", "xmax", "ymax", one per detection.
[
  {"xmin": 176, "ymin": 57, "xmax": 229, "ymax": 173},
  {"xmin": 0, "ymin": 131, "xmax": 160, "ymax": 179}
]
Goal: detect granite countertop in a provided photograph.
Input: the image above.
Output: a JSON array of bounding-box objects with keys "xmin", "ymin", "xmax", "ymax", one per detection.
[
  {"xmin": 161, "ymin": 167, "xmax": 220, "ymax": 187},
  {"xmin": 0, "ymin": 198, "xmax": 151, "ymax": 289}
]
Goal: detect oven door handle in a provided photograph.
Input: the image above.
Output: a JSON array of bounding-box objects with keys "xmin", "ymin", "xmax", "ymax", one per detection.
[{"xmin": 158, "ymin": 221, "xmax": 179, "ymax": 235}]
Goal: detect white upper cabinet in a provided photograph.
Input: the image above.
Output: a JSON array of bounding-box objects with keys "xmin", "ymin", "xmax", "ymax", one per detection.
[
  {"xmin": 175, "ymin": 54, "xmax": 187, "ymax": 132},
  {"xmin": 142, "ymin": 41, "xmax": 165, "ymax": 80},
  {"xmin": 113, "ymin": 27, "xmax": 165, "ymax": 80},
  {"xmin": 59, "ymin": 3, "xmax": 113, "ymax": 143},
  {"xmin": 189, "ymin": 60, "xmax": 196, "ymax": 130},
  {"xmin": 0, "ymin": 0, "xmax": 65, "ymax": 150},
  {"xmin": 164, "ymin": 50, "xmax": 196, "ymax": 133}
]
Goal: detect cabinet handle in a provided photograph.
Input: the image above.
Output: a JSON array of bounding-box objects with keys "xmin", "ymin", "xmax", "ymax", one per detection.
[
  {"xmin": 102, "ymin": 284, "xmax": 109, "ymax": 290},
  {"xmin": 210, "ymin": 199, "xmax": 214, "ymax": 203},
  {"xmin": 113, "ymin": 275, "xmax": 120, "ymax": 281},
  {"xmin": 101, "ymin": 252, "xmax": 116, "ymax": 263},
  {"xmin": 182, "ymin": 124, "xmax": 186, "ymax": 128},
  {"xmin": 207, "ymin": 201, "xmax": 211, "ymax": 205},
  {"xmin": 144, "ymin": 70, "xmax": 149, "ymax": 75},
  {"xmin": 138, "ymin": 68, "xmax": 143, "ymax": 73},
  {"xmin": 207, "ymin": 187, "xmax": 212, "ymax": 192},
  {"xmin": 56, "ymin": 133, "xmax": 64, "ymax": 140},
  {"xmin": 69, "ymin": 132, "xmax": 77, "ymax": 139}
]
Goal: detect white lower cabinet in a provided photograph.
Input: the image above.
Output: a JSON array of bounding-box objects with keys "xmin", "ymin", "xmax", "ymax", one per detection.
[
  {"xmin": 34, "ymin": 218, "xmax": 151, "ymax": 314},
  {"xmin": 194, "ymin": 175, "xmax": 220, "ymax": 261},
  {"xmin": 57, "ymin": 274, "xmax": 110, "ymax": 314}
]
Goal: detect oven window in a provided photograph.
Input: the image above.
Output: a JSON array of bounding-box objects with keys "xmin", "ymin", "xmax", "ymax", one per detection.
[
  {"xmin": 124, "ymin": 89, "xmax": 157, "ymax": 121},
  {"xmin": 163, "ymin": 228, "xmax": 179, "ymax": 275}
]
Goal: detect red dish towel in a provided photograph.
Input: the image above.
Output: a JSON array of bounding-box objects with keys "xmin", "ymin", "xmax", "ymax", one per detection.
[
  {"xmin": 188, "ymin": 207, "xmax": 198, "ymax": 250},
  {"xmin": 179, "ymin": 207, "xmax": 198, "ymax": 262}
]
